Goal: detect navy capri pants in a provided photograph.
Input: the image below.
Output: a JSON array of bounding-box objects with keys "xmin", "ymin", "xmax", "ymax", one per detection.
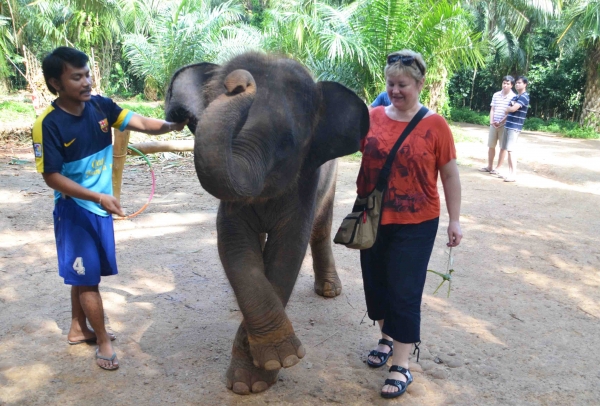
[{"xmin": 360, "ymin": 217, "xmax": 439, "ymax": 344}]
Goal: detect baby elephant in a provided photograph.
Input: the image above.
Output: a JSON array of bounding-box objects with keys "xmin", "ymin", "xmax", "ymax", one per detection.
[{"xmin": 165, "ymin": 52, "xmax": 369, "ymax": 394}]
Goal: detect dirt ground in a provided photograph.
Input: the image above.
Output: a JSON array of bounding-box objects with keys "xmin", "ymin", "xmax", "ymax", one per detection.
[{"xmin": 1, "ymin": 124, "xmax": 599, "ymax": 406}]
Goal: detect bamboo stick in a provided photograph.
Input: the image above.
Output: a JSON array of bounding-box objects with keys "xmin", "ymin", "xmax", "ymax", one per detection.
[{"xmin": 112, "ymin": 128, "xmax": 131, "ymax": 204}]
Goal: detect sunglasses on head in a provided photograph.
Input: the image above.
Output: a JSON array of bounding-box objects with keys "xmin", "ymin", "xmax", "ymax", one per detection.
[{"xmin": 387, "ymin": 54, "xmax": 425, "ymax": 75}]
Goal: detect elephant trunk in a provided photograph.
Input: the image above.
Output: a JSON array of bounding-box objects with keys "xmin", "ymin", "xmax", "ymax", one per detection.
[{"xmin": 194, "ymin": 69, "xmax": 266, "ymax": 200}]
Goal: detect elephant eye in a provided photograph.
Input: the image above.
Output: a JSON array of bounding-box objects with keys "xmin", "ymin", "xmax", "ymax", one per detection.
[{"xmin": 274, "ymin": 132, "xmax": 297, "ymax": 161}]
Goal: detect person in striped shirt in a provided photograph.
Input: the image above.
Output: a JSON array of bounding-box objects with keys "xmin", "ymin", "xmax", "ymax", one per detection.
[
  {"xmin": 479, "ymin": 76, "xmax": 515, "ymax": 173},
  {"xmin": 495, "ymin": 76, "xmax": 530, "ymax": 182}
]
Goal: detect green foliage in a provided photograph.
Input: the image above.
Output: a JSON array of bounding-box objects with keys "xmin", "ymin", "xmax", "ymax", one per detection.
[
  {"xmin": 447, "ymin": 106, "xmax": 600, "ymax": 139},
  {"xmin": 448, "ymin": 28, "xmax": 586, "ymax": 120},
  {"xmin": 0, "ymin": 100, "xmax": 35, "ymax": 121},
  {"xmin": 0, "ymin": 0, "xmax": 593, "ymax": 136},
  {"xmin": 105, "ymin": 63, "xmax": 135, "ymax": 99},
  {"xmin": 119, "ymin": 102, "xmax": 165, "ymax": 119},
  {"xmin": 448, "ymin": 107, "xmax": 489, "ymax": 126},
  {"xmin": 122, "ymin": 0, "xmax": 259, "ymax": 99}
]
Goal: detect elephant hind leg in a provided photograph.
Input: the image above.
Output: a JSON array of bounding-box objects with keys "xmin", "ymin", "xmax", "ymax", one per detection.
[
  {"xmin": 310, "ymin": 162, "xmax": 342, "ymax": 297},
  {"xmin": 227, "ymin": 324, "xmax": 280, "ymax": 395}
]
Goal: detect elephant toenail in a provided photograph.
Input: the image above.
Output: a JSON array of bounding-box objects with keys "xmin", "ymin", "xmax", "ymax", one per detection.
[
  {"xmin": 264, "ymin": 360, "xmax": 282, "ymax": 370},
  {"xmin": 297, "ymin": 345, "xmax": 306, "ymax": 358},
  {"xmin": 232, "ymin": 382, "xmax": 250, "ymax": 395},
  {"xmin": 252, "ymin": 381, "xmax": 269, "ymax": 392},
  {"xmin": 282, "ymin": 355, "xmax": 299, "ymax": 368}
]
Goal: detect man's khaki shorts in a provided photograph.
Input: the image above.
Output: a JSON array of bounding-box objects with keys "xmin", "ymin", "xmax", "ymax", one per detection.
[
  {"xmin": 487, "ymin": 125, "xmax": 504, "ymax": 148},
  {"xmin": 501, "ymin": 128, "xmax": 520, "ymax": 152}
]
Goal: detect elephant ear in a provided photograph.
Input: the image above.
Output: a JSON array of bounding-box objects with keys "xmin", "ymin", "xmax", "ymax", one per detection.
[
  {"xmin": 165, "ymin": 62, "xmax": 220, "ymax": 134},
  {"xmin": 307, "ymin": 82, "xmax": 370, "ymax": 172}
]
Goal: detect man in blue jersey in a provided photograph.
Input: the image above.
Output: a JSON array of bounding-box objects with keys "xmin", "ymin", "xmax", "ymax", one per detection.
[
  {"xmin": 495, "ymin": 76, "xmax": 530, "ymax": 182},
  {"xmin": 32, "ymin": 47, "xmax": 187, "ymax": 370}
]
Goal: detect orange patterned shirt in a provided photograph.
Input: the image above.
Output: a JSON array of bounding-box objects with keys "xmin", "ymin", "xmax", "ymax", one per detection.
[{"xmin": 356, "ymin": 107, "xmax": 456, "ymax": 225}]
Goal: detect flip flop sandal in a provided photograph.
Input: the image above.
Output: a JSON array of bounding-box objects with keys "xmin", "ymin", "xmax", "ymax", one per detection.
[
  {"xmin": 478, "ymin": 167, "xmax": 492, "ymax": 172},
  {"xmin": 96, "ymin": 348, "xmax": 119, "ymax": 371},
  {"xmin": 504, "ymin": 178, "xmax": 516, "ymax": 182},
  {"xmin": 367, "ymin": 338, "xmax": 394, "ymax": 368},
  {"xmin": 489, "ymin": 169, "xmax": 501, "ymax": 176},
  {"xmin": 68, "ymin": 332, "xmax": 116, "ymax": 345},
  {"xmin": 381, "ymin": 365, "xmax": 413, "ymax": 399}
]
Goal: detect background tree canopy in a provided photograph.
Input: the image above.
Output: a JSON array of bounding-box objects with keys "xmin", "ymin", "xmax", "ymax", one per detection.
[{"xmin": 0, "ymin": 0, "xmax": 598, "ymax": 132}]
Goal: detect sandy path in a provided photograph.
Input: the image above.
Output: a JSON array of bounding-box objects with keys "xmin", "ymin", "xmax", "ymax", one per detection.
[{"xmin": 1, "ymin": 124, "xmax": 599, "ymax": 405}]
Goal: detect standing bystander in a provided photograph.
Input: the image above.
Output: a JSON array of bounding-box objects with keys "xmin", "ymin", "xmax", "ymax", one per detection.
[
  {"xmin": 369, "ymin": 90, "xmax": 391, "ymax": 110},
  {"xmin": 479, "ymin": 76, "xmax": 515, "ymax": 173},
  {"xmin": 32, "ymin": 47, "xmax": 188, "ymax": 370}
]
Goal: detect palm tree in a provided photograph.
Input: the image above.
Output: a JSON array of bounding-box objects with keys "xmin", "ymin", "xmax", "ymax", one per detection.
[
  {"xmin": 263, "ymin": 0, "xmax": 484, "ymax": 111},
  {"xmin": 464, "ymin": 0, "xmax": 561, "ymax": 72},
  {"xmin": 558, "ymin": 0, "xmax": 600, "ymax": 130},
  {"xmin": 122, "ymin": 0, "xmax": 261, "ymax": 99}
]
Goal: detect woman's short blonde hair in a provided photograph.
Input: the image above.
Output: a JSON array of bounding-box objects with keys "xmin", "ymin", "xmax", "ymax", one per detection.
[{"xmin": 384, "ymin": 49, "xmax": 426, "ymax": 82}]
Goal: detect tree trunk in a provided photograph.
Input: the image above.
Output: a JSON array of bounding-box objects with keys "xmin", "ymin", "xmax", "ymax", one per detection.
[
  {"xmin": 427, "ymin": 66, "xmax": 448, "ymax": 113},
  {"xmin": 579, "ymin": 41, "xmax": 600, "ymax": 131},
  {"xmin": 469, "ymin": 68, "xmax": 477, "ymax": 109}
]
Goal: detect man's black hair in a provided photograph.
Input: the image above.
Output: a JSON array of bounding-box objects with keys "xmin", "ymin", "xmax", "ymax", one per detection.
[
  {"xmin": 502, "ymin": 75, "xmax": 515, "ymax": 86},
  {"xmin": 516, "ymin": 75, "xmax": 528, "ymax": 85},
  {"xmin": 42, "ymin": 47, "xmax": 89, "ymax": 95}
]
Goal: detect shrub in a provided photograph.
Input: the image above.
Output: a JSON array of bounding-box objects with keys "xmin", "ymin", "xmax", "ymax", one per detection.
[
  {"xmin": 0, "ymin": 101, "xmax": 35, "ymax": 122},
  {"xmin": 523, "ymin": 117, "xmax": 544, "ymax": 131},
  {"xmin": 447, "ymin": 106, "xmax": 599, "ymax": 139},
  {"xmin": 447, "ymin": 107, "xmax": 488, "ymax": 126}
]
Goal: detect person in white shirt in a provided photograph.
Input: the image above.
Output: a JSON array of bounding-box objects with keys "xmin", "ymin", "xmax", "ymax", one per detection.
[{"xmin": 479, "ymin": 76, "xmax": 515, "ymax": 173}]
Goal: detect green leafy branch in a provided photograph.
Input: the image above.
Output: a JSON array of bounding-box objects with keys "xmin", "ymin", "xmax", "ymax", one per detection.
[{"xmin": 427, "ymin": 247, "xmax": 455, "ymax": 298}]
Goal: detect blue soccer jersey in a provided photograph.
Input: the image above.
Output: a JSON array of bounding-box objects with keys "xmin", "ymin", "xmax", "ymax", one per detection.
[{"xmin": 32, "ymin": 96, "xmax": 133, "ymax": 216}]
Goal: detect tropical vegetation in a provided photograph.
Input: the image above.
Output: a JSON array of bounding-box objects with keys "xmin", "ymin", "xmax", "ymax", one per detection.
[{"xmin": 0, "ymin": 0, "xmax": 598, "ymax": 137}]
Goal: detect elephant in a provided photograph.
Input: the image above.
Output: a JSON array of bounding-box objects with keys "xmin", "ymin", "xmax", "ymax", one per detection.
[{"xmin": 165, "ymin": 51, "xmax": 369, "ymax": 394}]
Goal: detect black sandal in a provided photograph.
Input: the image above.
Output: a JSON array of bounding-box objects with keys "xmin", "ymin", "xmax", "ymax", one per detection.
[
  {"xmin": 381, "ymin": 365, "xmax": 413, "ymax": 399},
  {"xmin": 366, "ymin": 338, "xmax": 394, "ymax": 368}
]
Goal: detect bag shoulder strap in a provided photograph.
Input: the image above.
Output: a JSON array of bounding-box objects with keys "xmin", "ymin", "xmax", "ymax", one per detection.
[{"xmin": 376, "ymin": 105, "xmax": 428, "ymax": 189}]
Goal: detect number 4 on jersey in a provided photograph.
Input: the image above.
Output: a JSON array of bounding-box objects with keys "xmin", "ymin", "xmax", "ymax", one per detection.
[{"xmin": 73, "ymin": 257, "xmax": 86, "ymax": 275}]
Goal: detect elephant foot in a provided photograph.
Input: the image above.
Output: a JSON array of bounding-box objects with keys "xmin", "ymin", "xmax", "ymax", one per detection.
[
  {"xmin": 314, "ymin": 273, "xmax": 342, "ymax": 297},
  {"xmin": 248, "ymin": 322, "xmax": 306, "ymax": 370},
  {"xmin": 226, "ymin": 349, "xmax": 279, "ymax": 395}
]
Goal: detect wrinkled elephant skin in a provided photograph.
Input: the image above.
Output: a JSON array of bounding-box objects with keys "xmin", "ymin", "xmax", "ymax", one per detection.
[{"xmin": 165, "ymin": 52, "xmax": 369, "ymax": 394}]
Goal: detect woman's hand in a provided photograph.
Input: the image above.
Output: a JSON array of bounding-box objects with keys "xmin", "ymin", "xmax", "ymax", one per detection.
[
  {"xmin": 440, "ymin": 159, "xmax": 462, "ymax": 247},
  {"xmin": 447, "ymin": 220, "xmax": 462, "ymax": 247}
]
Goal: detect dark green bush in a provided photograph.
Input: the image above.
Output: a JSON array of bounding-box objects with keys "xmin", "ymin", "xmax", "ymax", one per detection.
[
  {"xmin": 446, "ymin": 106, "xmax": 599, "ymax": 139},
  {"xmin": 523, "ymin": 117, "xmax": 544, "ymax": 131},
  {"xmin": 447, "ymin": 107, "xmax": 489, "ymax": 126}
]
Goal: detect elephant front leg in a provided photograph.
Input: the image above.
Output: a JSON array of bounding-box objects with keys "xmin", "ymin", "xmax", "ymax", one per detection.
[
  {"xmin": 218, "ymin": 217, "xmax": 305, "ymax": 375},
  {"xmin": 226, "ymin": 324, "xmax": 280, "ymax": 395}
]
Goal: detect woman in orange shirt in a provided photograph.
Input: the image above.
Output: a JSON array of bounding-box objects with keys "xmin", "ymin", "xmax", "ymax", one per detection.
[{"xmin": 358, "ymin": 50, "xmax": 463, "ymax": 398}]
